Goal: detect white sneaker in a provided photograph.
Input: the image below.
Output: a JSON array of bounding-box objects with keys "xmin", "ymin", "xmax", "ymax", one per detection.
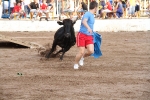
[
  {"xmin": 74, "ymin": 64, "xmax": 79, "ymax": 69},
  {"xmin": 79, "ymin": 58, "xmax": 84, "ymax": 66}
]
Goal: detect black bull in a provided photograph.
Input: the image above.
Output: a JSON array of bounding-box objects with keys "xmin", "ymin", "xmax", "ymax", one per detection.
[{"xmin": 45, "ymin": 18, "xmax": 78, "ymax": 60}]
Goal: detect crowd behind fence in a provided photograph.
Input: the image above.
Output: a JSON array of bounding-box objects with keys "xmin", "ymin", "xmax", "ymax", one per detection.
[{"xmin": 0, "ymin": 0, "xmax": 150, "ymax": 21}]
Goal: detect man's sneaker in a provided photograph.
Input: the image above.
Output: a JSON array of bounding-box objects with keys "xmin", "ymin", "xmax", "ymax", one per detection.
[
  {"xmin": 74, "ymin": 64, "xmax": 79, "ymax": 69},
  {"xmin": 79, "ymin": 58, "xmax": 84, "ymax": 66}
]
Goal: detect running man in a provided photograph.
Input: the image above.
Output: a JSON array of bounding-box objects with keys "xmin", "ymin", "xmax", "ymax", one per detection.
[{"xmin": 74, "ymin": 1, "xmax": 98, "ymax": 69}]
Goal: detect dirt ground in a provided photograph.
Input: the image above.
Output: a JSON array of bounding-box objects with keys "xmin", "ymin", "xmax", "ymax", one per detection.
[{"xmin": 0, "ymin": 31, "xmax": 150, "ymax": 100}]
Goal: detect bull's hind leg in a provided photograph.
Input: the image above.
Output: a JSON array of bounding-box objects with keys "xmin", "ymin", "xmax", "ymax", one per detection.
[{"xmin": 45, "ymin": 41, "xmax": 57, "ymax": 58}]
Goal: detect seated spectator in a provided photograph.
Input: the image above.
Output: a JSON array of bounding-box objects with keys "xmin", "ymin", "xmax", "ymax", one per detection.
[
  {"xmin": 28, "ymin": 0, "xmax": 40, "ymax": 21},
  {"xmin": 77, "ymin": 0, "xmax": 88, "ymax": 19},
  {"xmin": 62, "ymin": 0, "xmax": 74, "ymax": 19},
  {"xmin": 9, "ymin": 2, "xmax": 25, "ymax": 20},
  {"xmin": 116, "ymin": 0, "xmax": 123, "ymax": 18},
  {"xmin": 102, "ymin": 0, "xmax": 112, "ymax": 19},
  {"xmin": 39, "ymin": 0, "xmax": 49, "ymax": 21}
]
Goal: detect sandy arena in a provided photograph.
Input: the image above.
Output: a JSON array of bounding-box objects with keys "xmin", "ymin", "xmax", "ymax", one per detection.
[{"xmin": 0, "ymin": 31, "xmax": 150, "ymax": 100}]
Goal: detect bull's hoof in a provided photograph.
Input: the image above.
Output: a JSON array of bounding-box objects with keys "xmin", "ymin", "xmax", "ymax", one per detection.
[
  {"xmin": 59, "ymin": 58, "xmax": 63, "ymax": 61},
  {"xmin": 45, "ymin": 55, "xmax": 50, "ymax": 59}
]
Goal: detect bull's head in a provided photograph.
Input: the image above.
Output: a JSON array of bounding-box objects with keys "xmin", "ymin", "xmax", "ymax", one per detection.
[{"xmin": 57, "ymin": 17, "xmax": 78, "ymax": 38}]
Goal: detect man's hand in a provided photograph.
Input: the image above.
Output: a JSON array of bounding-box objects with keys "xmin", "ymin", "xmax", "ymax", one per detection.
[{"xmin": 87, "ymin": 28, "xmax": 92, "ymax": 34}]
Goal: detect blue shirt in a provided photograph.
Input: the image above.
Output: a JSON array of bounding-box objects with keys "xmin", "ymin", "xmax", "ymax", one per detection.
[{"xmin": 79, "ymin": 11, "xmax": 95, "ymax": 35}]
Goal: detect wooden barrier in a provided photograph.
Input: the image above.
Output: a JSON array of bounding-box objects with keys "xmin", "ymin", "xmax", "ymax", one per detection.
[{"xmin": 0, "ymin": 34, "xmax": 45, "ymax": 49}]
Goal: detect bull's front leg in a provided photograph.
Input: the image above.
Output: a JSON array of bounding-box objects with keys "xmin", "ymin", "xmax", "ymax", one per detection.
[
  {"xmin": 59, "ymin": 47, "xmax": 71, "ymax": 60},
  {"xmin": 60, "ymin": 50, "xmax": 65, "ymax": 60},
  {"xmin": 45, "ymin": 41, "xmax": 57, "ymax": 58}
]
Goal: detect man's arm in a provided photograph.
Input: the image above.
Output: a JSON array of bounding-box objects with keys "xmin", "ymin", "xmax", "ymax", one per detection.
[{"xmin": 82, "ymin": 18, "xmax": 92, "ymax": 34}]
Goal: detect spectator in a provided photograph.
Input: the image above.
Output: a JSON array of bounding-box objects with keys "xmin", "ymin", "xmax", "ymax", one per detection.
[
  {"xmin": 28, "ymin": 0, "xmax": 40, "ymax": 21},
  {"xmin": 39, "ymin": 0, "xmax": 49, "ymax": 21},
  {"xmin": 116, "ymin": 0, "xmax": 123, "ymax": 18},
  {"xmin": 62, "ymin": 0, "xmax": 75, "ymax": 19},
  {"xmin": 10, "ymin": 0, "xmax": 16, "ymax": 14},
  {"xmin": 135, "ymin": 0, "xmax": 140, "ymax": 18},
  {"xmin": 127, "ymin": 0, "xmax": 136, "ymax": 19},
  {"xmin": 122, "ymin": 0, "xmax": 127, "ymax": 18},
  {"xmin": 102, "ymin": 0, "xmax": 112, "ymax": 19},
  {"xmin": 9, "ymin": 2, "xmax": 25, "ymax": 20},
  {"xmin": 77, "ymin": 0, "xmax": 88, "ymax": 19},
  {"xmin": 23, "ymin": 0, "xmax": 31, "ymax": 18}
]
